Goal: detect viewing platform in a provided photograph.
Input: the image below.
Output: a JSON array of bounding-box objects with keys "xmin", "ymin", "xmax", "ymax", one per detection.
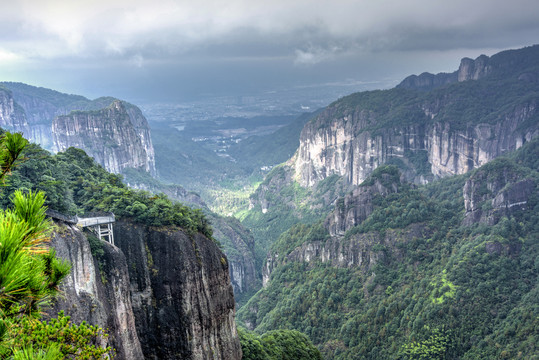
[{"xmin": 46, "ymin": 209, "xmax": 116, "ymax": 245}]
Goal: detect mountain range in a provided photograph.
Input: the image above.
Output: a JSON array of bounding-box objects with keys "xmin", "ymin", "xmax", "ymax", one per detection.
[{"xmin": 1, "ymin": 44, "xmax": 538, "ymax": 359}]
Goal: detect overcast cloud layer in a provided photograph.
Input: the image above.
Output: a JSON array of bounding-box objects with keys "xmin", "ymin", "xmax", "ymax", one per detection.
[{"xmin": 1, "ymin": 0, "xmax": 538, "ymax": 101}]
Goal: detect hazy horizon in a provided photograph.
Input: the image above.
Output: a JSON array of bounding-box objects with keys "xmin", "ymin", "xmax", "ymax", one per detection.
[{"xmin": 1, "ymin": 0, "xmax": 538, "ymax": 103}]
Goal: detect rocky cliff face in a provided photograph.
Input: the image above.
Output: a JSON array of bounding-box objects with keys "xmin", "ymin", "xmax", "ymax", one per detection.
[
  {"xmin": 0, "ymin": 82, "xmax": 156, "ymax": 176},
  {"xmin": 462, "ymin": 159, "xmax": 537, "ymax": 225},
  {"xmin": 49, "ymin": 219, "xmax": 241, "ymax": 360},
  {"xmin": 48, "ymin": 223, "xmax": 144, "ymax": 360},
  {"xmin": 293, "ymin": 46, "xmax": 539, "ymax": 188},
  {"xmin": 113, "ymin": 220, "xmax": 241, "ymax": 360},
  {"xmin": 0, "ymin": 82, "xmax": 88, "ymax": 149},
  {"xmin": 53, "ymin": 100, "xmax": 156, "ymax": 175},
  {"xmin": 324, "ymin": 173, "xmax": 401, "ymax": 236},
  {"xmin": 263, "ymin": 224, "xmax": 429, "ymax": 287},
  {"xmin": 0, "ymin": 87, "xmax": 31, "ymax": 137},
  {"xmin": 160, "ymin": 185, "xmax": 258, "ymax": 297},
  {"xmin": 398, "ymin": 54, "xmax": 492, "ymax": 90},
  {"xmin": 294, "ymin": 101, "xmax": 538, "ymax": 188},
  {"xmin": 210, "ymin": 216, "xmax": 257, "ymax": 296},
  {"xmin": 124, "ymin": 104, "xmax": 156, "ymax": 176},
  {"xmin": 126, "ymin": 177, "xmax": 258, "ymax": 298}
]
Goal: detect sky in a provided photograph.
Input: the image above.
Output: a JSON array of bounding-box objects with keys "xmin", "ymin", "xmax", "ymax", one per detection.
[{"xmin": 1, "ymin": 0, "xmax": 538, "ymax": 103}]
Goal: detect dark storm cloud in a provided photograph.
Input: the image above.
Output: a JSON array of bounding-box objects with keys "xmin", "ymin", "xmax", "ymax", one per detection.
[{"xmin": 1, "ymin": 0, "xmax": 538, "ymax": 101}]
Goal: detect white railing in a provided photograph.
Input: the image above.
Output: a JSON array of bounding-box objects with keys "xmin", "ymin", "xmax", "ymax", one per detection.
[
  {"xmin": 46, "ymin": 210, "xmax": 116, "ymax": 245},
  {"xmin": 76, "ymin": 216, "xmax": 115, "ymax": 227}
]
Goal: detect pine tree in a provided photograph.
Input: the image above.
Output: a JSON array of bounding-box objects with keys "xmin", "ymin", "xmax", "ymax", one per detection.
[{"xmin": 0, "ymin": 132, "xmax": 111, "ymax": 359}]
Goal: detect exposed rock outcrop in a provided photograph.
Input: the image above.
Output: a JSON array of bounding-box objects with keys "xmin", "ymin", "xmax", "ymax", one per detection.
[
  {"xmin": 113, "ymin": 220, "xmax": 241, "ymax": 360},
  {"xmin": 399, "ymin": 53, "xmax": 492, "ymax": 90},
  {"xmin": 263, "ymin": 224, "xmax": 429, "ymax": 286},
  {"xmin": 398, "ymin": 46, "xmax": 539, "ymax": 91},
  {"xmin": 126, "ymin": 178, "xmax": 258, "ymax": 297},
  {"xmin": 324, "ymin": 171, "xmax": 402, "ymax": 236},
  {"xmin": 294, "ymin": 101, "xmax": 538, "ymax": 188},
  {"xmin": 1, "ymin": 82, "xmax": 88, "ymax": 149},
  {"xmin": 397, "ymin": 71, "xmax": 457, "ymax": 91},
  {"xmin": 53, "ymin": 100, "xmax": 156, "ymax": 175},
  {"xmin": 293, "ymin": 46, "xmax": 539, "ymax": 188},
  {"xmin": 0, "ymin": 86, "xmax": 30, "ymax": 136},
  {"xmin": 48, "ymin": 223, "xmax": 144, "ymax": 360},
  {"xmin": 0, "ymin": 82, "xmax": 156, "ymax": 176},
  {"xmin": 48, "ymin": 219, "xmax": 241, "ymax": 360},
  {"xmin": 249, "ymin": 165, "xmax": 295, "ymax": 213},
  {"xmin": 211, "ymin": 216, "xmax": 257, "ymax": 295},
  {"xmin": 462, "ymin": 159, "xmax": 537, "ymax": 225}
]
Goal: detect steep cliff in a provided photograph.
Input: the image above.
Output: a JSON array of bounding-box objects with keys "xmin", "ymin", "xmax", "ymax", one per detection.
[
  {"xmin": 462, "ymin": 158, "xmax": 536, "ymax": 226},
  {"xmin": 0, "ymin": 86, "xmax": 31, "ymax": 137},
  {"xmin": 262, "ymin": 223, "xmax": 429, "ymax": 286},
  {"xmin": 124, "ymin": 103, "xmax": 156, "ymax": 176},
  {"xmin": 0, "ymin": 82, "xmax": 156, "ymax": 175},
  {"xmin": 0, "ymin": 82, "xmax": 88, "ymax": 149},
  {"xmin": 324, "ymin": 166, "xmax": 402, "ymax": 236},
  {"xmin": 211, "ymin": 216, "xmax": 258, "ymax": 297},
  {"xmin": 122, "ymin": 168, "xmax": 258, "ymax": 298},
  {"xmin": 293, "ymin": 45, "xmax": 539, "ymax": 188},
  {"xmin": 48, "ymin": 218, "xmax": 242, "ymax": 360},
  {"xmin": 53, "ymin": 100, "xmax": 156, "ymax": 175},
  {"xmin": 48, "ymin": 223, "xmax": 144, "ymax": 360},
  {"xmin": 113, "ymin": 219, "xmax": 242, "ymax": 360},
  {"xmin": 239, "ymin": 140, "xmax": 539, "ymax": 360}
]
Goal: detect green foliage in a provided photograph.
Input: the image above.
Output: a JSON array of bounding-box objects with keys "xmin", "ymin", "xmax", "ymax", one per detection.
[
  {"xmin": 4, "ymin": 312, "xmax": 112, "ymax": 359},
  {"xmin": 360, "ymin": 164, "xmax": 401, "ymax": 187},
  {"xmin": 239, "ymin": 327, "xmax": 269, "ymax": 360},
  {"xmin": 151, "ymin": 111, "xmax": 320, "ymax": 217},
  {"xmin": 151, "ymin": 126, "xmax": 246, "ymax": 192},
  {"xmin": 240, "ymin": 165, "xmax": 347, "ymax": 273},
  {"xmin": 86, "ymin": 233, "xmax": 105, "ymax": 259},
  {"xmin": 239, "ymin": 327, "xmax": 323, "ymax": 360},
  {"xmin": 0, "ymin": 189, "xmax": 71, "ymax": 319},
  {"xmin": 313, "ymin": 46, "xmax": 539, "ymax": 135},
  {"xmin": 399, "ymin": 327, "xmax": 452, "ymax": 360},
  {"xmin": 0, "ymin": 134, "xmax": 110, "ymax": 358},
  {"xmin": 271, "ymin": 223, "xmax": 328, "ymax": 257},
  {"xmin": 0, "ymin": 132, "xmax": 28, "ymax": 183},
  {"xmin": 344, "ymin": 186, "xmax": 439, "ymax": 238},
  {"xmin": 237, "ymin": 141, "xmax": 539, "ymax": 359},
  {"xmin": 1, "ymin": 145, "xmax": 214, "ymax": 240}
]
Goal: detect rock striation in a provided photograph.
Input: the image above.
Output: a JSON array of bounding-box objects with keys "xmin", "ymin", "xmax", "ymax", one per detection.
[
  {"xmin": 113, "ymin": 220, "xmax": 241, "ymax": 360},
  {"xmin": 49, "ymin": 219, "xmax": 241, "ymax": 360},
  {"xmin": 0, "ymin": 86, "xmax": 31, "ymax": 137},
  {"xmin": 211, "ymin": 216, "xmax": 257, "ymax": 296},
  {"xmin": 293, "ymin": 46, "xmax": 539, "ymax": 188},
  {"xmin": 126, "ymin": 177, "xmax": 258, "ymax": 298},
  {"xmin": 462, "ymin": 159, "xmax": 537, "ymax": 226},
  {"xmin": 48, "ymin": 223, "xmax": 144, "ymax": 360},
  {"xmin": 53, "ymin": 100, "xmax": 155, "ymax": 175},
  {"xmin": 0, "ymin": 82, "xmax": 156, "ymax": 176},
  {"xmin": 262, "ymin": 224, "xmax": 429, "ymax": 287},
  {"xmin": 324, "ymin": 171, "xmax": 402, "ymax": 236}
]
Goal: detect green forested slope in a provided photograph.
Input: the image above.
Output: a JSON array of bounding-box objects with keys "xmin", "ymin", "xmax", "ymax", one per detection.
[
  {"xmin": 237, "ymin": 139, "xmax": 539, "ymax": 359},
  {"xmin": 0, "ymin": 134, "xmax": 321, "ymax": 358},
  {"xmin": 320, "ymin": 45, "xmax": 539, "ymax": 133},
  {"xmin": 0, "ymin": 143, "xmax": 213, "ymax": 238}
]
